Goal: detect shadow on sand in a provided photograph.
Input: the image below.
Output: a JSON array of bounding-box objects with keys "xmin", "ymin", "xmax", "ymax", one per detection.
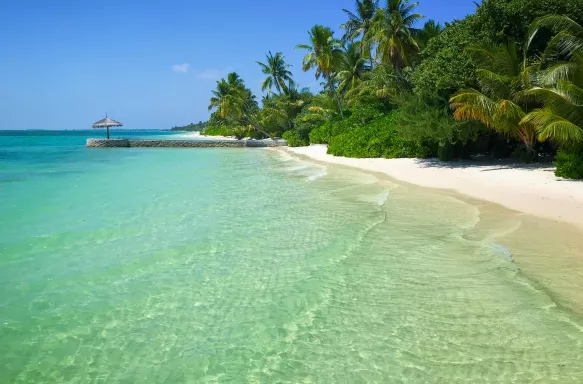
[{"xmin": 411, "ymin": 157, "xmax": 556, "ymax": 172}]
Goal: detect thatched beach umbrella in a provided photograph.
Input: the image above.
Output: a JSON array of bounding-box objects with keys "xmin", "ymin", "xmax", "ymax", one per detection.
[{"xmin": 92, "ymin": 115, "xmax": 123, "ymax": 139}]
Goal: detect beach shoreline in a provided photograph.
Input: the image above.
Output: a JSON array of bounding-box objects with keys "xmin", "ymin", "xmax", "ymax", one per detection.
[{"xmin": 279, "ymin": 144, "xmax": 583, "ymax": 229}]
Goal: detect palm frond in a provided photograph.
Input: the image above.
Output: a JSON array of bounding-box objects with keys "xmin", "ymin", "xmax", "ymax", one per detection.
[
  {"xmin": 450, "ymin": 89, "xmax": 498, "ymax": 128},
  {"xmin": 522, "ymin": 110, "xmax": 583, "ymax": 144},
  {"xmin": 475, "ymin": 69, "xmax": 514, "ymax": 99},
  {"xmin": 541, "ymin": 30, "xmax": 583, "ymax": 62},
  {"xmin": 296, "ymin": 44, "xmax": 313, "ymax": 51},
  {"xmin": 527, "ymin": 15, "xmax": 583, "ymax": 50},
  {"xmin": 538, "ymin": 62, "xmax": 580, "ymax": 86}
]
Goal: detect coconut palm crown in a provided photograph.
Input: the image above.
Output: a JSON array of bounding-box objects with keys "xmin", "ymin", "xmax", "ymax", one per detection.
[
  {"xmin": 365, "ymin": 0, "xmax": 423, "ymax": 70},
  {"xmin": 297, "ymin": 25, "xmax": 346, "ymax": 117},
  {"xmin": 257, "ymin": 51, "xmax": 295, "ymax": 97}
]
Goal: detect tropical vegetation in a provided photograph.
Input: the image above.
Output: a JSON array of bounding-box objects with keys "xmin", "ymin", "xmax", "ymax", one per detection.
[
  {"xmin": 203, "ymin": 0, "xmax": 583, "ymax": 179},
  {"xmin": 170, "ymin": 121, "xmax": 207, "ymax": 131}
]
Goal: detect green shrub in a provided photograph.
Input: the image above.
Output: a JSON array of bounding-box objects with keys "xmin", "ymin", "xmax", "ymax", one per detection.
[
  {"xmin": 397, "ymin": 93, "xmax": 484, "ymax": 159},
  {"xmin": 247, "ymin": 129, "xmax": 265, "ymax": 140},
  {"xmin": 309, "ymin": 101, "xmax": 388, "ymax": 144},
  {"xmin": 328, "ymin": 112, "xmax": 430, "ymax": 159},
  {"xmin": 232, "ymin": 126, "xmax": 250, "ymax": 140},
  {"xmin": 309, "ymin": 118, "xmax": 353, "ymax": 144},
  {"xmin": 203, "ymin": 125, "xmax": 234, "ymax": 137},
  {"xmin": 282, "ymin": 130, "xmax": 309, "ymax": 147},
  {"xmin": 291, "ymin": 108, "xmax": 328, "ymax": 141},
  {"xmin": 555, "ymin": 147, "xmax": 583, "ymax": 180}
]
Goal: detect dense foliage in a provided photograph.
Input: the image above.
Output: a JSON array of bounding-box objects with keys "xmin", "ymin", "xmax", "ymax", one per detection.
[
  {"xmin": 282, "ymin": 130, "xmax": 309, "ymax": 147},
  {"xmin": 555, "ymin": 146, "xmax": 583, "ymax": 179},
  {"xmin": 397, "ymin": 93, "xmax": 483, "ymax": 151},
  {"xmin": 328, "ymin": 111, "xmax": 429, "ymax": 158},
  {"xmin": 411, "ymin": 18, "xmax": 479, "ymax": 103},
  {"xmin": 203, "ymin": 0, "xmax": 583, "ymax": 179},
  {"xmin": 170, "ymin": 121, "xmax": 207, "ymax": 131}
]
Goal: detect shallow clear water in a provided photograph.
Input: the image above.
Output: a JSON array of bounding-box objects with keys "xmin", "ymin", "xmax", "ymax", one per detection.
[{"xmin": 1, "ymin": 131, "xmax": 583, "ymax": 383}]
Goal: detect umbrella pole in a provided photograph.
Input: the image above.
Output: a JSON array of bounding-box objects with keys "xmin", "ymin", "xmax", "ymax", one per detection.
[{"xmin": 107, "ymin": 126, "xmax": 110, "ymax": 140}]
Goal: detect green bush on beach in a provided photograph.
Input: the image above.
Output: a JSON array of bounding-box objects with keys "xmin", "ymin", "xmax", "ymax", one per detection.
[
  {"xmin": 309, "ymin": 100, "xmax": 388, "ymax": 145},
  {"xmin": 203, "ymin": 125, "xmax": 234, "ymax": 137},
  {"xmin": 328, "ymin": 112, "xmax": 430, "ymax": 159},
  {"xmin": 282, "ymin": 130, "xmax": 309, "ymax": 147},
  {"xmin": 555, "ymin": 147, "xmax": 583, "ymax": 180}
]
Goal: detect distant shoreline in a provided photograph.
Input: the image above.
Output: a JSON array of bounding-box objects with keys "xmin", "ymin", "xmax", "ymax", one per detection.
[{"xmin": 281, "ymin": 145, "xmax": 583, "ymax": 230}]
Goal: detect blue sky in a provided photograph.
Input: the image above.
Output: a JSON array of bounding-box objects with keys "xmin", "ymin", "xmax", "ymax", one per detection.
[{"xmin": 0, "ymin": 0, "xmax": 478, "ymax": 130}]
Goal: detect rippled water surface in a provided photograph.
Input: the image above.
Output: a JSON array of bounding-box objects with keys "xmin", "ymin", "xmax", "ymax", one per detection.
[{"xmin": 1, "ymin": 131, "xmax": 583, "ymax": 383}]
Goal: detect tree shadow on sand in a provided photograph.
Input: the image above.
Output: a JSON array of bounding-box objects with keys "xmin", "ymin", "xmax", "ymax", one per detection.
[{"xmin": 411, "ymin": 157, "xmax": 557, "ymax": 172}]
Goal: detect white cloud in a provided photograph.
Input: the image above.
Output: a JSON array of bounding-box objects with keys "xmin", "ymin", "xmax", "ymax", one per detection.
[
  {"xmin": 195, "ymin": 69, "xmax": 228, "ymax": 81},
  {"xmin": 172, "ymin": 63, "xmax": 190, "ymax": 73}
]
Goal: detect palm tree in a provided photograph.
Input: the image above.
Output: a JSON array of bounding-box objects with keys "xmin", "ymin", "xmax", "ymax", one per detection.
[
  {"xmin": 257, "ymin": 51, "xmax": 295, "ymax": 97},
  {"xmin": 297, "ymin": 25, "xmax": 345, "ymax": 117},
  {"xmin": 208, "ymin": 73, "xmax": 246, "ymax": 119},
  {"xmin": 341, "ymin": 0, "xmax": 378, "ymax": 67},
  {"xmin": 520, "ymin": 15, "xmax": 583, "ymax": 144},
  {"xmin": 261, "ymin": 86, "xmax": 312, "ymax": 131},
  {"xmin": 345, "ymin": 63, "xmax": 409, "ymax": 104},
  {"xmin": 337, "ymin": 42, "xmax": 370, "ymax": 94},
  {"xmin": 208, "ymin": 72, "xmax": 275, "ymax": 139},
  {"xmin": 365, "ymin": 0, "xmax": 423, "ymax": 70},
  {"xmin": 520, "ymin": 57, "xmax": 583, "ymax": 144},
  {"xmin": 416, "ymin": 19, "xmax": 443, "ymax": 50},
  {"xmin": 450, "ymin": 42, "xmax": 539, "ymax": 156}
]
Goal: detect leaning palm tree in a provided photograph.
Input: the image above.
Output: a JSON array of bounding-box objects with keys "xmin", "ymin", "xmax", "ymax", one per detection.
[
  {"xmin": 261, "ymin": 86, "xmax": 312, "ymax": 131},
  {"xmin": 341, "ymin": 0, "xmax": 378, "ymax": 67},
  {"xmin": 336, "ymin": 42, "xmax": 370, "ymax": 94},
  {"xmin": 365, "ymin": 0, "xmax": 423, "ymax": 70},
  {"xmin": 450, "ymin": 42, "xmax": 539, "ymax": 156},
  {"xmin": 297, "ymin": 25, "xmax": 346, "ymax": 117},
  {"xmin": 520, "ymin": 15, "xmax": 583, "ymax": 144},
  {"xmin": 257, "ymin": 51, "xmax": 295, "ymax": 97},
  {"xmin": 208, "ymin": 77, "xmax": 245, "ymax": 119},
  {"xmin": 208, "ymin": 72, "xmax": 275, "ymax": 139}
]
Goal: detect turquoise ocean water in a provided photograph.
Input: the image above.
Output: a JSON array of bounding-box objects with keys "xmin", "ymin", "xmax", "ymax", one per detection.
[{"xmin": 1, "ymin": 131, "xmax": 583, "ymax": 383}]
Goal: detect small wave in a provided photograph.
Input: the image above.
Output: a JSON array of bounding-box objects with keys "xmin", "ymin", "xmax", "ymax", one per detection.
[
  {"xmin": 490, "ymin": 242, "xmax": 514, "ymax": 262},
  {"xmin": 284, "ymin": 163, "xmax": 328, "ymax": 182},
  {"xmin": 274, "ymin": 151, "xmax": 295, "ymax": 162},
  {"xmin": 285, "ymin": 164, "xmax": 311, "ymax": 172},
  {"xmin": 374, "ymin": 191, "xmax": 390, "ymax": 206},
  {"xmin": 307, "ymin": 169, "xmax": 328, "ymax": 182},
  {"xmin": 357, "ymin": 189, "xmax": 391, "ymax": 206}
]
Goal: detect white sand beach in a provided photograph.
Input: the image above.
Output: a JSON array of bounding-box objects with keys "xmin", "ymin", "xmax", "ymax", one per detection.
[
  {"xmin": 284, "ymin": 144, "xmax": 583, "ymax": 229},
  {"xmin": 174, "ymin": 132, "xmax": 238, "ymax": 140}
]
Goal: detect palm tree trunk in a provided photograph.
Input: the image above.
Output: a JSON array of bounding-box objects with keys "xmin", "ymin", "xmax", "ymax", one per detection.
[
  {"xmin": 252, "ymin": 124, "xmax": 276, "ymax": 141},
  {"xmin": 244, "ymin": 112, "xmax": 276, "ymax": 141},
  {"xmin": 526, "ymin": 135, "xmax": 538, "ymax": 162},
  {"xmin": 363, "ymin": 28, "xmax": 374, "ymax": 69},
  {"xmin": 274, "ymin": 78, "xmax": 282, "ymax": 95},
  {"xmin": 327, "ymin": 74, "xmax": 344, "ymax": 119},
  {"xmin": 518, "ymin": 128, "xmax": 538, "ymax": 162}
]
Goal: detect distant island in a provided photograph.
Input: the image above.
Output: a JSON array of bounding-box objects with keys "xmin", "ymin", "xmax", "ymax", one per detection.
[{"xmin": 170, "ymin": 121, "xmax": 208, "ymax": 132}]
